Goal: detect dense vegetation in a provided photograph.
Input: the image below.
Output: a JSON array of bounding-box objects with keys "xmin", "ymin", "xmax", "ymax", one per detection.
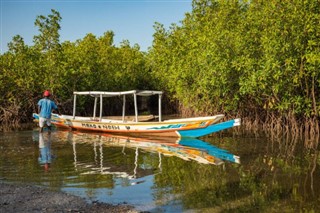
[
  {"xmin": 0, "ymin": 10, "xmax": 151, "ymax": 128},
  {"xmin": 148, "ymin": 0, "xmax": 320, "ymax": 137},
  {"xmin": 1, "ymin": 0, "xmax": 319, "ymax": 137}
]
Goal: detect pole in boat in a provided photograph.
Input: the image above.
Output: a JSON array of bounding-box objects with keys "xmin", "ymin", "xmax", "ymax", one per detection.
[
  {"xmin": 134, "ymin": 92, "xmax": 138, "ymax": 122},
  {"xmin": 99, "ymin": 94, "xmax": 103, "ymax": 121},
  {"xmin": 73, "ymin": 94, "xmax": 77, "ymax": 119},
  {"xmin": 122, "ymin": 95, "xmax": 126, "ymax": 122},
  {"xmin": 93, "ymin": 97, "xmax": 98, "ymax": 120},
  {"xmin": 158, "ymin": 93, "xmax": 162, "ymax": 122}
]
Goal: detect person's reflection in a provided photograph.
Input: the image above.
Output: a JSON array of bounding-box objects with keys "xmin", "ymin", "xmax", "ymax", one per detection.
[{"xmin": 38, "ymin": 132, "xmax": 53, "ymax": 171}]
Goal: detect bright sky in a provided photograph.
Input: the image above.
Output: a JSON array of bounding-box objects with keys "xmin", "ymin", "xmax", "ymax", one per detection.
[{"xmin": 0, "ymin": 0, "xmax": 192, "ymax": 54}]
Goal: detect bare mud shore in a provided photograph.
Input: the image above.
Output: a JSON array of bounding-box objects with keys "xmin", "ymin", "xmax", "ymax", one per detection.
[{"xmin": 0, "ymin": 182, "xmax": 139, "ymax": 213}]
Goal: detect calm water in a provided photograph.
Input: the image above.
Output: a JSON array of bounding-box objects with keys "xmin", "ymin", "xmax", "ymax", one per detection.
[{"xmin": 0, "ymin": 129, "xmax": 319, "ymax": 212}]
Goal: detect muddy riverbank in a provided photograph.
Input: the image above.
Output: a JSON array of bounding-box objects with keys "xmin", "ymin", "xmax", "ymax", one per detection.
[{"xmin": 0, "ymin": 182, "xmax": 138, "ymax": 213}]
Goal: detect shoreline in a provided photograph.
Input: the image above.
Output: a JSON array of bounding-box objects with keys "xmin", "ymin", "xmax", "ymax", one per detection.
[{"xmin": 0, "ymin": 182, "xmax": 139, "ymax": 213}]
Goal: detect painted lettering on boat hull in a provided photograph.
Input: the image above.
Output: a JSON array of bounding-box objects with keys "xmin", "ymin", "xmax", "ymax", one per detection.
[{"xmin": 81, "ymin": 123, "xmax": 120, "ymax": 130}]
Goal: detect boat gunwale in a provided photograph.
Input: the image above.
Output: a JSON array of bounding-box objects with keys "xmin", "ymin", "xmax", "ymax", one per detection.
[{"xmin": 53, "ymin": 113, "xmax": 225, "ymax": 126}]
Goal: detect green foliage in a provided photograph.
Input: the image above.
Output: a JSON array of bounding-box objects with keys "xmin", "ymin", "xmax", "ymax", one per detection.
[
  {"xmin": 0, "ymin": 10, "xmax": 151, "ymax": 124},
  {"xmin": 33, "ymin": 9, "xmax": 61, "ymax": 51},
  {"xmin": 1, "ymin": 1, "xmax": 320, "ymax": 127},
  {"xmin": 148, "ymin": 0, "xmax": 320, "ymax": 120}
]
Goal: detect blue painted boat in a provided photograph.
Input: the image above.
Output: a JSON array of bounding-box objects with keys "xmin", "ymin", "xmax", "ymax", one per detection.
[
  {"xmin": 33, "ymin": 90, "xmax": 240, "ymax": 138},
  {"xmin": 178, "ymin": 119, "xmax": 240, "ymax": 138}
]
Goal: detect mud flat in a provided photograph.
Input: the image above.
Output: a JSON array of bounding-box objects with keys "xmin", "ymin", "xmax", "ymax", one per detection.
[{"xmin": 0, "ymin": 182, "xmax": 138, "ymax": 213}]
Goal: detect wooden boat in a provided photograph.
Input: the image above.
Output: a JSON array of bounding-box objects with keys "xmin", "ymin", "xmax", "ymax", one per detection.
[{"xmin": 33, "ymin": 90, "xmax": 240, "ymax": 138}]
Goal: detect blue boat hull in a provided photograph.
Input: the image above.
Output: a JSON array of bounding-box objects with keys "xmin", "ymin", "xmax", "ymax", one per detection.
[{"xmin": 177, "ymin": 118, "xmax": 240, "ymax": 138}]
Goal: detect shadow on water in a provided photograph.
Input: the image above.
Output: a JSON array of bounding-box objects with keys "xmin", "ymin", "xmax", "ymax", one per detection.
[{"xmin": 0, "ymin": 129, "xmax": 319, "ymax": 212}]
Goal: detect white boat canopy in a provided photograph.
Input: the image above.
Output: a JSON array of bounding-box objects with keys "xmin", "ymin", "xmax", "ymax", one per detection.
[{"xmin": 73, "ymin": 90, "xmax": 163, "ymax": 122}]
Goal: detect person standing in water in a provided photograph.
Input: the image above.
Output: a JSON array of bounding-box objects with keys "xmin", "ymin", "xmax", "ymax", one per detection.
[{"xmin": 37, "ymin": 90, "xmax": 60, "ymax": 132}]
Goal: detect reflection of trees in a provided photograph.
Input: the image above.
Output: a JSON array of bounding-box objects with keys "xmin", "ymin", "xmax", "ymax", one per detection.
[
  {"xmin": 233, "ymin": 135, "xmax": 320, "ymax": 212},
  {"xmin": 2, "ymin": 130, "xmax": 319, "ymax": 211},
  {"xmin": 149, "ymin": 134, "xmax": 320, "ymax": 212},
  {"xmin": 68, "ymin": 132, "xmax": 319, "ymax": 211},
  {"xmin": 152, "ymin": 156, "xmax": 241, "ymax": 209}
]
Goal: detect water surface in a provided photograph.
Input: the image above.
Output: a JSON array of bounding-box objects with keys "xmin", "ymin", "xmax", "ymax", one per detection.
[{"xmin": 0, "ymin": 129, "xmax": 319, "ymax": 212}]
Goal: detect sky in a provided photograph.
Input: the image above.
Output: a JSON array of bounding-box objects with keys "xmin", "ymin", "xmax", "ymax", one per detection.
[{"xmin": 0, "ymin": 0, "xmax": 192, "ymax": 54}]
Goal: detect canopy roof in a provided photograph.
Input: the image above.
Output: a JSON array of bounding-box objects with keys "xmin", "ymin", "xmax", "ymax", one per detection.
[
  {"xmin": 73, "ymin": 90, "xmax": 163, "ymax": 97},
  {"xmin": 72, "ymin": 90, "xmax": 163, "ymax": 122}
]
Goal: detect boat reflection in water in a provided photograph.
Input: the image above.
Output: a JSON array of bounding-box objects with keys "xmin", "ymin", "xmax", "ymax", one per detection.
[{"xmin": 58, "ymin": 131, "xmax": 240, "ymax": 179}]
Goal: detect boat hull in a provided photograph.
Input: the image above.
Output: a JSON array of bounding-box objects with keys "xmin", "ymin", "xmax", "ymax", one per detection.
[{"xmin": 33, "ymin": 113, "xmax": 240, "ymax": 138}]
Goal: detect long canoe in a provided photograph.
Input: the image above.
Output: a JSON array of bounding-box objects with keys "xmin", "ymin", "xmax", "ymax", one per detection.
[{"xmin": 33, "ymin": 90, "xmax": 240, "ymax": 138}]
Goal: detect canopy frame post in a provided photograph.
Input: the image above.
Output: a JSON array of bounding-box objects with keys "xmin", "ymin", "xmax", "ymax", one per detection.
[
  {"xmin": 93, "ymin": 97, "xmax": 98, "ymax": 120},
  {"xmin": 99, "ymin": 94, "xmax": 103, "ymax": 121},
  {"xmin": 122, "ymin": 95, "xmax": 126, "ymax": 122},
  {"xmin": 158, "ymin": 94, "xmax": 162, "ymax": 122},
  {"xmin": 134, "ymin": 93, "xmax": 138, "ymax": 122},
  {"xmin": 73, "ymin": 94, "xmax": 77, "ymax": 119}
]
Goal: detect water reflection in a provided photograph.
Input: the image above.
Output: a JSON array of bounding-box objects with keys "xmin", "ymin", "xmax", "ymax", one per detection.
[
  {"xmin": 1, "ymin": 130, "xmax": 319, "ymax": 212},
  {"xmin": 38, "ymin": 132, "xmax": 54, "ymax": 171},
  {"xmin": 58, "ymin": 131, "xmax": 240, "ymax": 177}
]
